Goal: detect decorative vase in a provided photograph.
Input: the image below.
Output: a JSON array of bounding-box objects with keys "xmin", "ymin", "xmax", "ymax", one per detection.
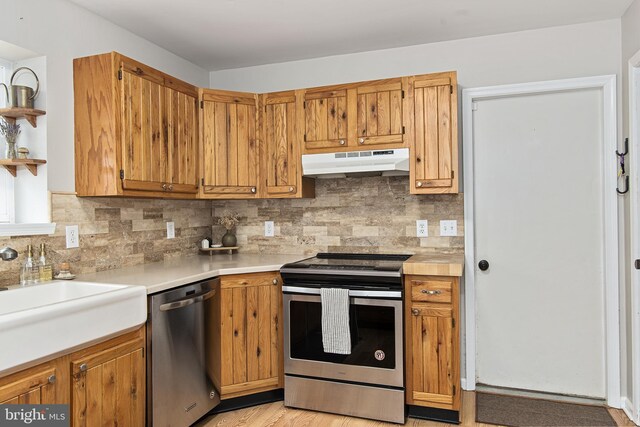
[
  {"xmin": 5, "ymin": 139, "xmax": 16, "ymax": 159},
  {"xmin": 221, "ymin": 230, "xmax": 237, "ymax": 247}
]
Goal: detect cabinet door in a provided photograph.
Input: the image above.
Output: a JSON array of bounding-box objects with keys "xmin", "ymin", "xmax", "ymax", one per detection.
[
  {"xmin": 71, "ymin": 331, "xmax": 145, "ymax": 427},
  {"xmin": 302, "ymin": 88, "xmax": 348, "ymax": 151},
  {"xmin": 408, "ymin": 304, "xmax": 457, "ymax": 409},
  {"xmin": 201, "ymin": 90, "xmax": 259, "ymax": 198},
  {"xmin": 410, "ymin": 73, "xmax": 459, "ymax": 194},
  {"xmin": 356, "ymin": 80, "xmax": 405, "ymax": 147},
  {"xmin": 219, "ymin": 272, "xmax": 282, "ymax": 398},
  {"xmin": 263, "ymin": 92, "xmax": 300, "ymax": 197},
  {"xmin": 166, "ymin": 87, "xmax": 199, "ymax": 193},
  {"xmin": 0, "ymin": 362, "xmax": 59, "ymax": 405},
  {"xmin": 120, "ymin": 60, "xmax": 170, "ymax": 192}
]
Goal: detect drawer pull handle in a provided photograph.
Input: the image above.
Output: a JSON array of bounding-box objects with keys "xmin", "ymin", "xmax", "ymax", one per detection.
[
  {"xmin": 48, "ymin": 374, "xmax": 56, "ymax": 384},
  {"xmin": 272, "ymin": 278, "xmax": 278, "ymax": 285},
  {"xmin": 339, "ymin": 140, "xmax": 345, "ymax": 145},
  {"xmin": 79, "ymin": 363, "xmax": 88, "ymax": 372},
  {"xmin": 359, "ymin": 138, "xmax": 365, "ymax": 144},
  {"xmin": 251, "ymin": 187, "xmax": 257, "ymax": 193},
  {"xmin": 421, "ymin": 289, "xmax": 442, "ymax": 295},
  {"xmin": 411, "ymin": 308, "xmax": 420, "ymax": 316}
]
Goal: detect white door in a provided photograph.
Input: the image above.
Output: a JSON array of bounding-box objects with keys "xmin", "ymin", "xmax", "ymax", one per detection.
[{"xmin": 473, "ymin": 88, "xmax": 606, "ymax": 398}]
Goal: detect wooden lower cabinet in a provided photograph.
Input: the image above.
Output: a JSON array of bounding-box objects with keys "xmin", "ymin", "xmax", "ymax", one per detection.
[
  {"xmin": 70, "ymin": 327, "xmax": 145, "ymax": 426},
  {"xmin": 0, "ymin": 359, "xmax": 62, "ymax": 405},
  {"xmin": 0, "ymin": 327, "xmax": 145, "ymax": 427},
  {"xmin": 405, "ymin": 275, "xmax": 460, "ymax": 420},
  {"xmin": 206, "ymin": 271, "xmax": 283, "ymax": 400}
]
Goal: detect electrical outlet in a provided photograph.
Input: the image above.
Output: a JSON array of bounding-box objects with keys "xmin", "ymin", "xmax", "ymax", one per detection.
[
  {"xmin": 265, "ymin": 221, "xmax": 274, "ymax": 237},
  {"xmin": 166, "ymin": 221, "xmax": 175, "ymax": 239},
  {"xmin": 416, "ymin": 220, "xmax": 428, "ymax": 237},
  {"xmin": 66, "ymin": 225, "xmax": 79, "ymax": 248},
  {"xmin": 440, "ymin": 220, "xmax": 458, "ymax": 237}
]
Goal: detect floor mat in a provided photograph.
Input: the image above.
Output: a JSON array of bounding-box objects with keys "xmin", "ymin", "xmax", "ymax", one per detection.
[{"xmin": 475, "ymin": 392, "xmax": 617, "ymax": 426}]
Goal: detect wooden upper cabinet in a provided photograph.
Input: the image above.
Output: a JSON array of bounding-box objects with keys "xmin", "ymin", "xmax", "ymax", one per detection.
[
  {"xmin": 302, "ymin": 87, "xmax": 349, "ymax": 151},
  {"xmin": 261, "ymin": 91, "xmax": 314, "ymax": 198},
  {"xmin": 355, "ymin": 79, "xmax": 405, "ymax": 147},
  {"xmin": 409, "ymin": 72, "xmax": 459, "ymax": 194},
  {"xmin": 165, "ymin": 87, "xmax": 199, "ymax": 193},
  {"xmin": 200, "ymin": 89, "xmax": 259, "ymax": 198},
  {"xmin": 74, "ymin": 52, "xmax": 199, "ymax": 198}
]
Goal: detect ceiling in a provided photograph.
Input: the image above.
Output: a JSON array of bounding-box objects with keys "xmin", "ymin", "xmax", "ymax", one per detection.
[{"xmin": 68, "ymin": 0, "xmax": 634, "ymax": 71}]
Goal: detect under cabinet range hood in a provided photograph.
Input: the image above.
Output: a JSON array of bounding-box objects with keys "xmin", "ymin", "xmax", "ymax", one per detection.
[{"xmin": 302, "ymin": 148, "xmax": 409, "ymax": 178}]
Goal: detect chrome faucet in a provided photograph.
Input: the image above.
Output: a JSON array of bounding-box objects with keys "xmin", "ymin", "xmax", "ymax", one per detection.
[{"xmin": 0, "ymin": 247, "xmax": 18, "ymax": 261}]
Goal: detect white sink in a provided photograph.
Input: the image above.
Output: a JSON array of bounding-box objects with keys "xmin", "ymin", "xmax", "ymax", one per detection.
[{"xmin": 0, "ymin": 281, "xmax": 147, "ymax": 374}]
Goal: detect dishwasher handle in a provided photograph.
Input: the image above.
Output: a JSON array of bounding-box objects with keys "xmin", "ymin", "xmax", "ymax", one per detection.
[{"xmin": 159, "ymin": 288, "xmax": 216, "ymax": 312}]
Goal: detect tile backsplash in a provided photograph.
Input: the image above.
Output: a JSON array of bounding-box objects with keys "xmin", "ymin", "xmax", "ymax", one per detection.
[
  {"xmin": 212, "ymin": 176, "xmax": 464, "ymax": 256},
  {"xmin": 0, "ymin": 177, "xmax": 463, "ymax": 286}
]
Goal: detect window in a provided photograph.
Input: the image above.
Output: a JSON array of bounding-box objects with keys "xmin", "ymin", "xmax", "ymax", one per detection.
[{"xmin": 0, "ymin": 58, "xmax": 15, "ymax": 223}]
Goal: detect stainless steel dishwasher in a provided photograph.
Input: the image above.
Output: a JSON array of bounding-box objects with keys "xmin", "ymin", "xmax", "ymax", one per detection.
[{"xmin": 147, "ymin": 278, "xmax": 220, "ymax": 427}]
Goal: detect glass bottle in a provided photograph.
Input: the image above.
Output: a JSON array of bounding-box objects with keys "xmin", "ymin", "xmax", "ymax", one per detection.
[
  {"xmin": 20, "ymin": 244, "xmax": 38, "ymax": 285},
  {"xmin": 39, "ymin": 243, "xmax": 53, "ymax": 282}
]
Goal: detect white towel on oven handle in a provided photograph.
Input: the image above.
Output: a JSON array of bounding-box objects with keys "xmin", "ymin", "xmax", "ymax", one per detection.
[{"xmin": 321, "ymin": 287, "xmax": 351, "ymax": 355}]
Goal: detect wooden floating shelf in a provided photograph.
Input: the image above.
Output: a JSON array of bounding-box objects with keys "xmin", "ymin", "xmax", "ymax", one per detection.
[
  {"xmin": 0, "ymin": 108, "xmax": 46, "ymax": 128},
  {"xmin": 0, "ymin": 159, "xmax": 46, "ymax": 177},
  {"xmin": 200, "ymin": 246, "xmax": 239, "ymax": 255}
]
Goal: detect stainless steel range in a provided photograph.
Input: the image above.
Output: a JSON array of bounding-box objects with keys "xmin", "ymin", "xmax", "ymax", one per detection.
[{"xmin": 280, "ymin": 253, "xmax": 410, "ymax": 424}]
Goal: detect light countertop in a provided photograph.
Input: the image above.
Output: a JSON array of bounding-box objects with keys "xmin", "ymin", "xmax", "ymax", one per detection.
[
  {"xmin": 78, "ymin": 253, "xmax": 307, "ymax": 294},
  {"xmin": 403, "ymin": 253, "xmax": 464, "ymax": 277}
]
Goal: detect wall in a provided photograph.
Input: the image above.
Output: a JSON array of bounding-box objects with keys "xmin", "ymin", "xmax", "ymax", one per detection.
[
  {"xmin": 621, "ymin": 0, "xmax": 640, "ymax": 417},
  {"xmin": 211, "ymin": 177, "xmax": 464, "ymax": 255},
  {"xmin": 0, "ymin": 193, "xmax": 213, "ymax": 286},
  {"xmin": 210, "ymin": 20, "xmax": 621, "ymax": 92},
  {"xmin": 0, "ymin": 0, "xmax": 210, "ymax": 193}
]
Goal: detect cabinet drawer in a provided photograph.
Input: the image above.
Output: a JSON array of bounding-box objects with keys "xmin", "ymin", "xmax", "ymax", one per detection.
[
  {"xmin": 409, "ymin": 277, "xmax": 453, "ymax": 303},
  {"xmin": 220, "ymin": 272, "xmax": 280, "ymax": 289}
]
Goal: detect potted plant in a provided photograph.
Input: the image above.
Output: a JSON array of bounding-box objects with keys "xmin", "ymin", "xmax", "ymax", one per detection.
[
  {"xmin": 218, "ymin": 212, "xmax": 240, "ymax": 247},
  {"xmin": 0, "ymin": 119, "xmax": 20, "ymax": 159}
]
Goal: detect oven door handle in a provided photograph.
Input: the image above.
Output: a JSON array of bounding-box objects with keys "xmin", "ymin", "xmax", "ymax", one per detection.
[{"xmin": 282, "ymin": 285, "xmax": 401, "ymax": 299}]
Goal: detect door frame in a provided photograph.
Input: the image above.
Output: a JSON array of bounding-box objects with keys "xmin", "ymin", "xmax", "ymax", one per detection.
[
  {"xmin": 462, "ymin": 75, "xmax": 620, "ymax": 407},
  {"xmin": 629, "ymin": 49, "xmax": 640, "ymax": 423}
]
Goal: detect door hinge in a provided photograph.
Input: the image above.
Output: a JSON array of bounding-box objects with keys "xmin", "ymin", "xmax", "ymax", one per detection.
[
  {"xmin": 117, "ymin": 69, "xmax": 122, "ymax": 81},
  {"xmin": 303, "ymin": 101, "xmax": 306, "ymax": 109},
  {"xmin": 120, "ymin": 169, "xmax": 124, "ymax": 180},
  {"xmin": 636, "ymin": 259, "xmax": 640, "ymax": 270},
  {"xmin": 200, "ymin": 100, "xmax": 204, "ymax": 109},
  {"xmin": 402, "ymin": 126, "xmax": 405, "ymax": 135},
  {"xmin": 452, "ymin": 318, "xmax": 456, "ymax": 328},
  {"xmin": 304, "ymin": 134, "xmax": 307, "ymax": 142},
  {"xmin": 450, "ymin": 85, "xmax": 454, "ymax": 94},
  {"xmin": 451, "ymin": 171, "xmax": 455, "ymax": 179},
  {"xmin": 401, "ymin": 90, "xmax": 405, "ymax": 99},
  {"xmin": 201, "ymin": 177, "xmax": 204, "ymax": 186},
  {"xmin": 453, "ymin": 385, "xmax": 456, "ymax": 395}
]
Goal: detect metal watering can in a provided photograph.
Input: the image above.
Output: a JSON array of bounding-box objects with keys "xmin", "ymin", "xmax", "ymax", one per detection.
[{"xmin": 0, "ymin": 67, "xmax": 40, "ymax": 109}]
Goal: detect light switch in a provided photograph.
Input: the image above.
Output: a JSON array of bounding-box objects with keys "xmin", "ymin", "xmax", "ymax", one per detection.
[{"xmin": 440, "ymin": 220, "xmax": 457, "ymax": 237}]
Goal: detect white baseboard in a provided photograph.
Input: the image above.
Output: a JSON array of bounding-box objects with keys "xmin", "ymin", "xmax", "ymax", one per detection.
[{"xmin": 621, "ymin": 396, "xmax": 637, "ymax": 426}]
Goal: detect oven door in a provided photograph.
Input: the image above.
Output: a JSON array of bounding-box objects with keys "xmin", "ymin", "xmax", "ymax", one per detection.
[{"xmin": 283, "ymin": 286, "xmax": 403, "ymax": 388}]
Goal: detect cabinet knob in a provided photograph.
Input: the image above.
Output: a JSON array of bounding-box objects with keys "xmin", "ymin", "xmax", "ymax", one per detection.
[
  {"xmin": 359, "ymin": 138, "xmax": 365, "ymax": 144},
  {"xmin": 339, "ymin": 140, "xmax": 345, "ymax": 145},
  {"xmin": 289, "ymin": 187, "xmax": 294, "ymax": 192},
  {"xmin": 168, "ymin": 184, "xmax": 174, "ymax": 191},
  {"xmin": 162, "ymin": 184, "xmax": 168, "ymax": 190},
  {"xmin": 272, "ymin": 278, "xmax": 278, "ymax": 285},
  {"xmin": 421, "ymin": 289, "xmax": 442, "ymax": 295},
  {"xmin": 48, "ymin": 374, "xmax": 56, "ymax": 384},
  {"xmin": 416, "ymin": 181, "xmax": 423, "ymax": 187},
  {"xmin": 251, "ymin": 187, "xmax": 256, "ymax": 193},
  {"xmin": 411, "ymin": 308, "xmax": 420, "ymax": 316},
  {"xmin": 79, "ymin": 363, "xmax": 87, "ymax": 372}
]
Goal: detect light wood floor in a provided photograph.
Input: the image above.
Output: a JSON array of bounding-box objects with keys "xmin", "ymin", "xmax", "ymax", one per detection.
[{"xmin": 197, "ymin": 391, "xmax": 636, "ymax": 427}]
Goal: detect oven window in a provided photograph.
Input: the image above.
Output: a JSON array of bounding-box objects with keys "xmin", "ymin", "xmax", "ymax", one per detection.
[{"xmin": 289, "ymin": 300, "xmax": 396, "ymax": 369}]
